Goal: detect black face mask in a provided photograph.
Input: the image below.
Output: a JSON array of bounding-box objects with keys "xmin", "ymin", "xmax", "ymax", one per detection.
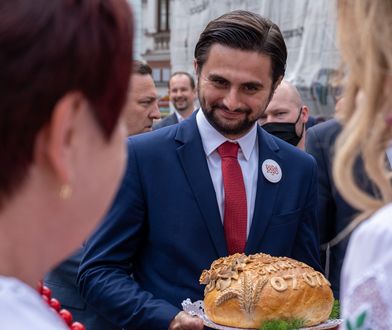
[{"xmin": 261, "ymin": 107, "xmax": 304, "ymax": 146}]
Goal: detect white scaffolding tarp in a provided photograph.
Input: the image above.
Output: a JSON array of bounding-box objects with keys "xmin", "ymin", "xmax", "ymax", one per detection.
[{"xmin": 170, "ymin": 0, "xmax": 341, "ymax": 116}]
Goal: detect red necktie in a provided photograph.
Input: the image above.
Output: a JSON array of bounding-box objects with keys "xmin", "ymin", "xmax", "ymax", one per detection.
[{"xmin": 217, "ymin": 141, "xmax": 247, "ymax": 255}]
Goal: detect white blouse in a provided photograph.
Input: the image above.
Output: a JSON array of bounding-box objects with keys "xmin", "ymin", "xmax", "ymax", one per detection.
[
  {"xmin": 0, "ymin": 276, "xmax": 68, "ymax": 330},
  {"xmin": 341, "ymin": 203, "xmax": 392, "ymax": 329}
]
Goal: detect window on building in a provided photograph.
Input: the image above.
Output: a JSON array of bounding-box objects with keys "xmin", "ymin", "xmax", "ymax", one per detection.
[
  {"xmin": 162, "ymin": 68, "xmax": 171, "ymax": 82},
  {"xmin": 157, "ymin": 0, "xmax": 170, "ymax": 32},
  {"xmin": 152, "ymin": 68, "xmax": 161, "ymax": 82}
]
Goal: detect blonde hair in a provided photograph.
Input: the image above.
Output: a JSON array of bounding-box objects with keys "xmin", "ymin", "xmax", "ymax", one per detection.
[{"xmin": 333, "ymin": 0, "xmax": 392, "ymax": 222}]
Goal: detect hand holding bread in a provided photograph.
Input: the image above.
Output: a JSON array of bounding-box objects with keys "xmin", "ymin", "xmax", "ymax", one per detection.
[{"xmin": 169, "ymin": 311, "xmax": 204, "ymax": 330}]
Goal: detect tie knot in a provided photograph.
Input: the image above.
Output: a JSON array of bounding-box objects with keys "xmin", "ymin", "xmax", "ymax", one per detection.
[{"xmin": 217, "ymin": 141, "xmax": 239, "ymax": 159}]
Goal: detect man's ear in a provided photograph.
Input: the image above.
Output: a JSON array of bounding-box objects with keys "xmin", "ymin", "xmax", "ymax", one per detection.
[
  {"xmin": 272, "ymin": 76, "xmax": 283, "ymax": 93},
  {"xmin": 35, "ymin": 92, "xmax": 85, "ymax": 185},
  {"xmin": 301, "ymin": 105, "xmax": 310, "ymax": 123},
  {"xmin": 193, "ymin": 59, "xmax": 199, "ymax": 78}
]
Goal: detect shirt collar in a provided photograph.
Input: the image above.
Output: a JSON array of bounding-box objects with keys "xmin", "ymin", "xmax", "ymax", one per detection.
[
  {"xmin": 196, "ymin": 109, "xmax": 257, "ymax": 160},
  {"xmin": 175, "ymin": 111, "xmax": 185, "ymax": 123}
]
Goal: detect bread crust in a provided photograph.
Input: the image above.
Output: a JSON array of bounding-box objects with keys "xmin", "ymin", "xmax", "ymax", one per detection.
[{"xmin": 200, "ymin": 253, "xmax": 334, "ymax": 328}]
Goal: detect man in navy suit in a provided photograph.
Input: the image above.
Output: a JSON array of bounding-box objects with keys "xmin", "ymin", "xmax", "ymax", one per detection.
[
  {"xmin": 153, "ymin": 71, "xmax": 196, "ymax": 129},
  {"xmin": 78, "ymin": 10, "xmax": 321, "ymax": 330},
  {"xmin": 306, "ymin": 118, "xmax": 375, "ymax": 298}
]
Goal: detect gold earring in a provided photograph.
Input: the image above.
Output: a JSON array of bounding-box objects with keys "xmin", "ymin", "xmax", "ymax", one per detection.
[{"xmin": 59, "ymin": 184, "xmax": 72, "ymax": 200}]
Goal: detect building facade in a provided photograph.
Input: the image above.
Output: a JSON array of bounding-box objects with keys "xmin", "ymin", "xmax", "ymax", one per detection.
[
  {"xmin": 138, "ymin": 0, "xmax": 172, "ymax": 115},
  {"xmin": 136, "ymin": 0, "xmax": 341, "ymax": 117}
]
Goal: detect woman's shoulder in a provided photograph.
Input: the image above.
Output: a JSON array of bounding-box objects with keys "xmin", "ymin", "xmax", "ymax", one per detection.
[
  {"xmin": 0, "ymin": 277, "xmax": 67, "ymax": 329},
  {"xmin": 354, "ymin": 203, "xmax": 392, "ymax": 239},
  {"xmin": 341, "ymin": 205, "xmax": 392, "ymax": 329},
  {"xmin": 342, "ymin": 203, "xmax": 392, "ymax": 293},
  {"xmin": 351, "ymin": 203, "xmax": 392, "ymax": 253}
]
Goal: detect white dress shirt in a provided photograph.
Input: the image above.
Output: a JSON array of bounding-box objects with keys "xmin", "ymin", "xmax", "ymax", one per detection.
[
  {"xmin": 0, "ymin": 276, "xmax": 68, "ymax": 330},
  {"xmin": 196, "ymin": 109, "xmax": 259, "ymax": 237},
  {"xmin": 175, "ymin": 108, "xmax": 196, "ymax": 123},
  {"xmin": 175, "ymin": 111, "xmax": 185, "ymax": 123}
]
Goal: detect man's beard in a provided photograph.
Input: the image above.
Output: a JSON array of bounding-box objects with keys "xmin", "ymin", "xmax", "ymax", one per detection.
[
  {"xmin": 173, "ymin": 102, "xmax": 189, "ymax": 112},
  {"xmin": 196, "ymin": 77, "xmax": 275, "ymax": 137},
  {"xmin": 197, "ymin": 82, "xmax": 256, "ymax": 135},
  {"xmin": 200, "ymin": 98, "xmax": 255, "ymax": 136}
]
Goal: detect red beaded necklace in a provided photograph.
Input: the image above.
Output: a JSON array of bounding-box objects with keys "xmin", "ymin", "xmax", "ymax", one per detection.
[{"xmin": 37, "ymin": 281, "xmax": 86, "ymax": 330}]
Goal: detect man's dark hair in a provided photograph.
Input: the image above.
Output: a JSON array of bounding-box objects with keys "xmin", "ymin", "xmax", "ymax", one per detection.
[
  {"xmin": 194, "ymin": 10, "xmax": 287, "ymax": 84},
  {"xmin": 0, "ymin": 0, "xmax": 133, "ymax": 206},
  {"xmin": 133, "ymin": 60, "xmax": 152, "ymax": 76},
  {"xmin": 168, "ymin": 71, "xmax": 196, "ymax": 89}
]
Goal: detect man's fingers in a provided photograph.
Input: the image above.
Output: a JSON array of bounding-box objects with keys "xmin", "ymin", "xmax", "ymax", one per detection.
[{"xmin": 169, "ymin": 311, "xmax": 204, "ymax": 330}]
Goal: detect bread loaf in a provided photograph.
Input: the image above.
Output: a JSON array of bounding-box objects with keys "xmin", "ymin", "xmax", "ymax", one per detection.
[{"xmin": 199, "ymin": 253, "xmax": 333, "ymax": 328}]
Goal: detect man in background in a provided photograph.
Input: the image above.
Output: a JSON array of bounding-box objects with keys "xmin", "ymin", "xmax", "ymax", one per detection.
[
  {"xmin": 153, "ymin": 71, "xmax": 196, "ymax": 129},
  {"xmin": 306, "ymin": 118, "xmax": 353, "ymax": 298},
  {"xmin": 45, "ymin": 61, "xmax": 158, "ymax": 330},
  {"xmin": 125, "ymin": 61, "xmax": 161, "ymax": 135},
  {"xmin": 259, "ymin": 80, "xmax": 309, "ymax": 149}
]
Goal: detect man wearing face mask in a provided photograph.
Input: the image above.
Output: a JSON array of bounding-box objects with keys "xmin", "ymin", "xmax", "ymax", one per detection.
[{"xmin": 259, "ymin": 80, "xmax": 309, "ymax": 149}]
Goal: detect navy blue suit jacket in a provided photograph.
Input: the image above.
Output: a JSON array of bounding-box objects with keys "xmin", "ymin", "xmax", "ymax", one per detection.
[
  {"xmin": 306, "ymin": 119, "xmax": 375, "ymax": 298},
  {"xmin": 45, "ymin": 249, "xmax": 120, "ymax": 330},
  {"xmin": 78, "ymin": 113, "xmax": 321, "ymax": 330},
  {"xmin": 153, "ymin": 112, "xmax": 178, "ymax": 130}
]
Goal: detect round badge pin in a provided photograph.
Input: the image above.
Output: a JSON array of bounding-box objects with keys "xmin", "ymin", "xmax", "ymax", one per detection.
[{"xmin": 262, "ymin": 159, "xmax": 282, "ymax": 183}]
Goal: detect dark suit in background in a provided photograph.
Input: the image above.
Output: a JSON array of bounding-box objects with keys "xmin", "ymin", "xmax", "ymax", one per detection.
[
  {"xmin": 77, "ymin": 112, "xmax": 321, "ymax": 330},
  {"xmin": 45, "ymin": 250, "xmax": 120, "ymax": 330},
  {"xmin": 152, "ymin": 112, "xmax": 178, "ymax": 130},
  {"xmin": 306, "ymin": 118, "xmax": 375, "ymax": 298}
]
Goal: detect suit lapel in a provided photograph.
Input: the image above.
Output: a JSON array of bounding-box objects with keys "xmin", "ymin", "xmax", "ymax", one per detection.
[
  {"xmin": 170, "ymin": 113, "xmax": 178, "ymax": 125},
  {"xmin": 175, "ymin": 114, "xmax": 227, "ymax": 257},
  {"xmin": 246, "ymin": 128, "xmax": 282, "ymax": 253}
]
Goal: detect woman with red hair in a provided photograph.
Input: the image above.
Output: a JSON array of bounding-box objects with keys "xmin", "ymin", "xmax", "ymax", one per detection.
[{"xmin": 0, "ymin": 0, "xmax": 133, "ymax": 328}]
